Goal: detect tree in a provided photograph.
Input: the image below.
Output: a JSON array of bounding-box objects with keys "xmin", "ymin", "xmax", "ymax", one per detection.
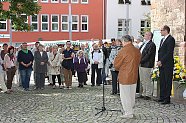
[{"xmin": 0, "ymin": 0, "xmax": 41, "ymax": 31}]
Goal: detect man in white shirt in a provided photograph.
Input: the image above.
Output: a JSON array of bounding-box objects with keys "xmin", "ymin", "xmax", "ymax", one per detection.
[
  {"xmin": 139, "ymin": 32, "xmax": 156, "ymax": 100},
  {"xmin": 90, "ymin": 44, "xmax": 103, "ymax": 86}
]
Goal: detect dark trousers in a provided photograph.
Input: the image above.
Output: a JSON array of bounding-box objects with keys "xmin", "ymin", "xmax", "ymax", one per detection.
[
  {"xmin": 6, "ymin": 67, "xmax": 16, "ymax": 89},
  {"xmin": 52, "ymin": 75, "xmax": 61, "ymax": 86},
  {"xmin": 111, "ymin": 71, "xmax": 119, "ymax": 93},
  {"xmin": 35, "ymin": 73, "xmax": 45, "ymax": 89},
  {"xmin": 77, "ymin": 72, "xmax": 87, "ymax": 85},
  {"xmin": 91, "ymin": 64, "xmax": 102, "ymax": 85},
  {"xmin": 136, "ymin": 72, "xmax": 140, "ymax": 93},
  {"xmin": 159, "ymin": 67, "xmax": 173, "ymax": 102}
]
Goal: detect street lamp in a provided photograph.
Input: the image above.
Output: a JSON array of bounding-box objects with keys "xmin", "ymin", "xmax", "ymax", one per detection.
[
  {"xmin": 9, "ymin": 19, "xmax": 12, "ymax": 46},
  {"xmin": 125, "ymin": 0, "xmax": 130, "ymax": 35},
  {"xmin": 69, "ymin": 2, "xmax": 72, "ymax": 41}
]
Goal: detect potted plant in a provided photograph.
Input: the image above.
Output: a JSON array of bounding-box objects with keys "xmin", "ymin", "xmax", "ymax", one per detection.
[
  {"xmin": 151, "ymin": 67, "xmax": 160, "ymax": 97},
  {"xmin": 173, "ymin": 56, "xmax": 185, "ymax": 99}
]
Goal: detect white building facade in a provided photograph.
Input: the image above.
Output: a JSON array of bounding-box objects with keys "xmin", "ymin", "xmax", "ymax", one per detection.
[{"xmin": 106, "ymin": 0, "xmax": 151, "ymax": 39}]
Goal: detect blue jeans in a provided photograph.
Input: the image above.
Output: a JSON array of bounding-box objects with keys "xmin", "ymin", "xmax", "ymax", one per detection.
[{"xmin": 20, "ymin": 68, "xmax": 32, "ymax": 89}]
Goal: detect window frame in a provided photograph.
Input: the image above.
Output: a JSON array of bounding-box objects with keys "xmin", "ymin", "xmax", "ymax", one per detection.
[
  {"xmin": 71, "ymin": 0, "xmax": 79, "ymax": 4},
  {"xmin": 117, "ymin": 19, "xmax": 131, "ymax": 38},
  {"xmin": 61, "ymin": 15, "xmax": 69, "ymax": 32},
  {"xmin": 0, "ymin": 19, "xmax": 7, "ymax": 31},
  {"xmin": 61, "ymin": 0, "xmax": 69, "ymax": 3},
  {"xmin": 51, "ymin": 14, "xmax": 59, "ymax": 32},
  {"xmin": 140, "ymin": 19, "xmax": 151, "ymax": 35},
  {"xmin": 81, "ymin": 0, "xmax": 88, "ymax": 4},
  {"xmin": 81, "ymin": 15, "xmax": 88, "ymax": 32},
  {"xmin": 31, "ymin": 15, "xmax": 39, "ymax": 32},
  {"xmin": 51, "ymin": 0, "xmax": 59, "ymax": 3},
  {"xmin": 41, "ymin": 0, "xmax": 48, "ymax": 3},
  {"xmin": 71, "ymin": 15, "xmax": 79, "ymax": 32},
  {"xmin": 41, "ymin": 14, "xmax": 49, "ymax": 32}
]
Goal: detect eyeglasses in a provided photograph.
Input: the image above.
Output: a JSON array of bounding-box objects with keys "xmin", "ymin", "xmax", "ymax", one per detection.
[{"xmin": 161, "ymin": 30, "xmax": 165, "ymax": 31}]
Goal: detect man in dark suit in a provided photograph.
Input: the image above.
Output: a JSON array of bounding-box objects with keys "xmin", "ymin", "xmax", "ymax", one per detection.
[
  {"xmin": 157, "ymin": 25, "xmax": 175, "ymax": 104},
  {"xmin": 139, "ymin": 32, "xmax": 156, "ymax": 100}
]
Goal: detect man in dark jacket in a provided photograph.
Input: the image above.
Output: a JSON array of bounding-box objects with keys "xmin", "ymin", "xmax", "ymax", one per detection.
[
  {"xmin": 139, "ymin": 32, "xmax": 156, "ymax": 100},
  {"xmin": 17, "ymin": 42, "xmax": 34, "ymax": 91},
  {"xmin": 157, "ymin": 25, "xmax": 175, "ymax": 104}
]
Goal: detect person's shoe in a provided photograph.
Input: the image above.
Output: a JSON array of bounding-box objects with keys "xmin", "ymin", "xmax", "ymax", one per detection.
[
  {"xmin": 48, "ymin": 83, "xmax": 53, "ymax": 86},
  {"xmin": 41, "ymin": 87, "xmax": 44, "ymax": 90},
  {"xmin": 144, "ymin": 96, "xmax": 151, "ymax": 100},
  {"xmin": 96, "ymin": 84, "xmax": 100, "ymax": 86},
  {"xmin": 59, "ymin": 85, "xmax": 63, "ymax": 89},
  {"xmin": 157, "ymin": 99, "xmax": 164, "ymax": 102},
  {"xmin": 34, "ymin": 87, "xmax": 39, "ymax": 90},
  {"xmin": 91, "ymin": 85, "xmax": 95, "ymax": 87},
  {"xmin": 161, "ymin": 101, "xmax": 170, "ymax": 105},
  {"xmin": 52, "ymin": 85, "xmax": 56, "ymax": 89},
  {"xmin": 120, "ymin": 114, "xmax": 133, "ymax": 119},
  {"xmin": 84, "ymin": 83, "xmax": 87, "ymax": 85},
  {"xmin": 4, "ymin": 90, "xmax": 11, "ymax": 94},
  {"xmin": 111, "ymin": 92, "xmax": 117, "ymax": 95},
  {"xmin": 136, "ymin": 95, "xmax": 144, "ymax": 99}
]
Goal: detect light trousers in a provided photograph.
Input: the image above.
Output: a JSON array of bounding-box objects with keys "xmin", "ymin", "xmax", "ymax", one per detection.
[
  {"xmin": 64, "ymin": 68, "xmax": 72, "ymax": 87},
  {"xmin": 139, "ymin": 67, "xmax": 153, "ymax": 97},
  {"xmin": 119, "ymin": 83, "xmax": 136, "ymax": 115},
  {"xmin": 0, "ymin": 72, "xmax": 7, "ymax": 92}
]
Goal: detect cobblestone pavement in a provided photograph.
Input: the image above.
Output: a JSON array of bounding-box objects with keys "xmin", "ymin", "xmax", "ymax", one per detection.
[{"xmin": 0, "ymin": 76, "xmax": 186, "ymax": 123}]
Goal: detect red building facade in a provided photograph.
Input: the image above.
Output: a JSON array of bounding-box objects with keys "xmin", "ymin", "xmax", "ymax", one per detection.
[{"xmin": 0, "ymin": 0, "xmax": 105, "ymax": 43}]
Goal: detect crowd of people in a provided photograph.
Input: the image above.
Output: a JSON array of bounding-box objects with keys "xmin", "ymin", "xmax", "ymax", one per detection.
[{"xmin": 0, "ymin": 25, "xmax": 175, "ymax": 119}]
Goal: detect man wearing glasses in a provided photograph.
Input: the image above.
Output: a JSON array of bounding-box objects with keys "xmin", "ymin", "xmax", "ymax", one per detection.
[{"xmin": 157, "ymin": 25, "xmax": 175, "ymax": 104}]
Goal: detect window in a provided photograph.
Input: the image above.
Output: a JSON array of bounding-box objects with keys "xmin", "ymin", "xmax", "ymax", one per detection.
[
  {"xmin": 72, "ymin": 15, "xmax": 79, "ymax": 32},
  {"xmin": 0, "ymin": 19, "xmax": 7, "ymax": 31},
  {"xmin": 61, "ymin": 15, "xmax": 69, "ymax": 31},
  {"xmin": 118, "ymin": 0, "xmax": 131, "ymax": 4},
  {"xmin": 117, "ymin": 19, "xmax": 131, "ymax": 38},
  {"xmin": 71, "ymin": 0, "xmax": 78, "ymax": 3},
  {"xmin": 140, "ymin": 20, "xmax": 150, "ymax": 35},
  {"xmin": 21, "ymin": 14, "xmax": 28, "ymax": 23},
  {"xmin": 61, "ymin": 0, "xmax": 68, "ymax": 3},
  {"xmin": 41, "ymin": 0, "xmax": 48, "ymax": 2},
  {"xmin": 81, "ymin": 15, "xmax": 88, "ymax": 32},
  {"xmin": 141, "ymin": 0, "xmax": 151, "ymax": 5},
  {"xmin": 51, "ymin": 0, "xmax": 59, "ymax": 3},
  {"xmin": 51, "ymin": 15, "xmax": 59, "ymax": 31},
  {"xmin": 41, "ymin": 15, "xmax": 49, "ymax": 31},
  {"xmin": 31, "ymin": 15, "xmax": 38, "ymax": 31},
  {"xmin": 81, "ymin": 0, "xmax": 88, "ymax": 4}
]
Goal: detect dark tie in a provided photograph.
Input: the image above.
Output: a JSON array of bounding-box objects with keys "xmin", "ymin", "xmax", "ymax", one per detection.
[{"xmin": 160, "ymin": 38, "xmax": 164, "ymax": 47}]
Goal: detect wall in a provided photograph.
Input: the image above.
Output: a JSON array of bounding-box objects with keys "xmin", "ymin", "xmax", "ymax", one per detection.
[{"xmin": 106, "ymin": 0, "xmax": 150, "ymax": 39}]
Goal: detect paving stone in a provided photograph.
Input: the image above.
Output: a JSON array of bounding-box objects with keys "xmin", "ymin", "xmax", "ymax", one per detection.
[{"xmin": 0, "ymin": 75, "xmax": 185, "ymax": 123}]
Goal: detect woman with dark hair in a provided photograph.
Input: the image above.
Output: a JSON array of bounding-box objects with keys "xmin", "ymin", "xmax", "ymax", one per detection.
[{"xmin": 4, "ymin": 46, "xmax": 17, "ymax": 92}]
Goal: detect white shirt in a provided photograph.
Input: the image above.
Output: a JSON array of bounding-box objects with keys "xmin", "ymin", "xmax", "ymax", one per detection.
[
  {"xmin": 140, "ymin": 40, "xmax": 150, "ymax": 53},
  {"xmin": 93, "ymin": 51, "xmax": 99, "ymax": 62},
  {"xmin": 40, "ymin": 51, "xmax": 43, "ymax": 56}
]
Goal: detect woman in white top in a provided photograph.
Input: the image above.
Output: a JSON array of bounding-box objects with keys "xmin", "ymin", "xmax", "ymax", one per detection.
[
  {"xmin": 4, "ymin": 46, "xmax": 17, "ymax": 92},
  {"xmin": 48, "ymin": 45, "xmax": 62, "ymax": 89}
]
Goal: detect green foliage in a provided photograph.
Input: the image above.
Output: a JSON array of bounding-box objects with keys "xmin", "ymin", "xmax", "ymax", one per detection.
[{"xmin": 0, "ymin": 0, "xmax": 41, "ymax": 31}]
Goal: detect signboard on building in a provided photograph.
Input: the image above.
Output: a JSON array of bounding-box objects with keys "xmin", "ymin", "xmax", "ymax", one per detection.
[{"xmin": 0, "ymin": 34, "xmax": 10, "ymax": 38}]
